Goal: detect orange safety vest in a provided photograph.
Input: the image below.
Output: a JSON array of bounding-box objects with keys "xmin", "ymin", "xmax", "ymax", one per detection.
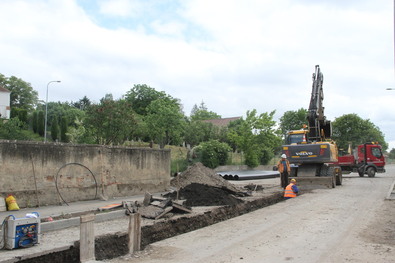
[
  {"xmin": 277, "ymin": 159, "xmax": 291, "ymax": 173},
  {"xmin": 284, "ymin": 183, "xmax": 297, "ymax": 198}
]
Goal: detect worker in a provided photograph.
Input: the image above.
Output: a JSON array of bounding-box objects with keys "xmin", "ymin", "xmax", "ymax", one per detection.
[
  {"xmin": 277, "ymin": 153, "xmax": 291, "ymax": 188},
  {"xmin": 284, "ymin": 178, "xmax": 299, "ymax": 199}
]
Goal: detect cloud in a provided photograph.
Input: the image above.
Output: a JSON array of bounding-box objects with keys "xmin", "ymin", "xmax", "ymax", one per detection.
[{"xmin": 0, "ymin": 0, "xmax": 393, "ymax": 149}]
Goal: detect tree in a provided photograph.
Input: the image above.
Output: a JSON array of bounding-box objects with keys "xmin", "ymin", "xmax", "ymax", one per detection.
[
  {"xmin": 32, "ymin": 111, "xmax": 38, "ymax": 133},
  {"xmin": 37, "ymin": 111, "xmax": 45, "ymax": 137},
  {"xmin": 389, "ymin": 148, "xmax": 395, "ymax": 159},
  {"xmin": 279, "ymin": 108, "xmax": 308, "ymax": 138},
  {"xmin": 125, "ymin": 84, "xmax": 171, "ymax": 116},
  {"xmin": 184, "ymin": 121, "xmax": 220, "ymax": 147},
  {"xmin": 36, "ymin": 101, "xmax": 85, "ymax": 129},
  {"xmin": 51, "ymin": 116, "xmax": 59, "ymax": 141},
  {"xmin": 72, "ymin": 96, "xmax": 91, "ymax": 110},
  {"xmin": 227, "ymin": 110, "xmax": 281, "ymax": 167},
  {"xmin": 60, "ymin": 116, "xmax": 68, "ymax": 142},
  {"xmin": 332, "ymin": 113, "xmax": 388, "ymax": 151},
  {"xmin": 0, "ymin": 74, "xmax": 38, "ymax": 111},
  {"xmin": 85, "ymin": 96, "xmax": 137, "ymax": 145},
  {"xmin": 145, "ymin": 98, "xmax": 186, "ymax": 148},
  {"xmin": 10, "ymin": 108, "xmax": 28, "ymax": 124},
  {"xmin": 190, "ymin": 102, "xmax": 221, "ymax": 121}
]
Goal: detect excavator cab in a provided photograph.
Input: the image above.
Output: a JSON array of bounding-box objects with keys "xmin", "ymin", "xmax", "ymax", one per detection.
[{"xmin": 286, "ymin": 130, "xmax": 308, "ymax": 144}]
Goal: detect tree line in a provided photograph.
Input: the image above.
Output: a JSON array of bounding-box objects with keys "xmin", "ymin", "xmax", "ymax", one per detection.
[{"xmin": 0, "ymin": 73, "xmax": 391, "ymax": 168}]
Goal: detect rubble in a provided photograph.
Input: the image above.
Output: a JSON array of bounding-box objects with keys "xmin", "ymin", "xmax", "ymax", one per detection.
[
  {"xmin": 170, "ymin": 162, "xmax": 246, "ymax": 194},
  {"xmin": 135, "ymin": 163, "xmax": 250, "ymax": 219}
]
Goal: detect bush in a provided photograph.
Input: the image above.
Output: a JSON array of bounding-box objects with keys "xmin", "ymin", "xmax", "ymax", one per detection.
[{"xmin": 199, "ymin": 140, "xmax": 231, "ymax": 169}]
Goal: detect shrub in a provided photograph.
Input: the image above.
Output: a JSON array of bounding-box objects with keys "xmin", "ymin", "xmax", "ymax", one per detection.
[{"xmin": 199, "ymin": 140, "xmax": 231, "ymax": 169}]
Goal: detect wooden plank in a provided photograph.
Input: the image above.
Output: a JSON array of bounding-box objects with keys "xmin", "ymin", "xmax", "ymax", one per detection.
[
  {"xmin": 155, "ymin": 207, "xmax": 173, "ymax": 220},
  {"xmin": 138, "ymin": 206, "xmax": 164, "ymax": 219},
  {"xmin": 172, "ymin": 203, "xmax": 192, "ymax": 213},
  {"xmin": 143, "ymin": 192, "xmax": 152, "ymax": 206}
]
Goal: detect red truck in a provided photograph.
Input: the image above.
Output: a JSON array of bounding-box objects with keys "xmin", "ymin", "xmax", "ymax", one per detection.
[{"xmin": 335, "ymin": 143, "xmax": 385, "ymax": 177}]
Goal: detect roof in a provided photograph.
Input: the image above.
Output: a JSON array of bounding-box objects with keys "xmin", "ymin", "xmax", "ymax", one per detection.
[
  {"xmin": 202, "ymin": 117, "xmax": 242, "ymax": 127},
  {"xmin": 0, "ymin": 86, "xmax": 10, "ymax": 93}
]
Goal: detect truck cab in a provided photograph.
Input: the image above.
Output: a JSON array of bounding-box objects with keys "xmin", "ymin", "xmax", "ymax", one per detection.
[{"xmin": 336, "ymin": 142, "xmax": 385, "ymax": 177}]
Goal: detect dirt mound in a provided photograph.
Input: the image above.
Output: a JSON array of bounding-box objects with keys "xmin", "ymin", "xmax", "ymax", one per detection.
[
  {"xmin": 170, "ymin": 162, "xmax": 243, "ymax": 194},
  {"xmin": 167, "ymin": 183, "xmax": 244, "ymax": 207}
]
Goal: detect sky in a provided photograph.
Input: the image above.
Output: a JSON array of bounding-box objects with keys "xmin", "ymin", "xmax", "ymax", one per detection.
[{"xmin": 0, "ymin": 0, "xmax": 394, "ymax": 149}]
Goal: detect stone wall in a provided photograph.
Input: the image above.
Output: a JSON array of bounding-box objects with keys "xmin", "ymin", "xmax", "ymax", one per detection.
[{"xmin": 0, "ymin": 140, "xmax": 171, "ymax": 208}]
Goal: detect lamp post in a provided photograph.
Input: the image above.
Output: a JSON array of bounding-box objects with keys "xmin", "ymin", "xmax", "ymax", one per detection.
[
  {"xmin": 386, "ymin": 88, "xmax": 395, "ymax": 90},
  {"xmin": 44, "ymin": 80, "xmax": 61, "ymax": 142}
]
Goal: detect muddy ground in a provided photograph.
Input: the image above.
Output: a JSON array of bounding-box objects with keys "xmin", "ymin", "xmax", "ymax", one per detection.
[{"xmin": 17, "ymin": 163, "xmax": 284, "ymax": 263}]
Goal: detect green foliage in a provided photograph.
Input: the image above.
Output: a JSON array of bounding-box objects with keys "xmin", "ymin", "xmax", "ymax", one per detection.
[
  {"xmin": 85, "ymin": 97, "xmax": 137, "ymax": 145},
  {"xmin": 125, "ymin": 84, "xmax": 170, "ymax": 116},
  {"xmin": 32, "ymin": 111, "xmax": 38, "ymax": 133},
  {"xmin": 227, "ymin": 110, "xmax": 281, "ymax": 167},
  {"xmin": 72, "ymin": 96, "xmax": 91, "ymax": 110},
  {"xmin": 51, "ymin": 116, "xmax": 59, "ymax": 141},
  {"xmin": 37, "ymin": 111, "xmax": 44, "ymax": 137},
  {"xmin": 190, "ymin": 102, "xmax": 221, "ymax": 121},
  {"xmin": 199, "ymin": 140, "xmax": 231, "ymax": 168},
  {"xmin": 332, "ymin": 113, "xmax": 388, "ymax": 151},
  {"xmin": 389, "ymin": 148, "xmax": 395, "ymax": 159},
  {"xmin": 279, "ymin": 108, "xmax": 308, "ymax": 137},
  {"xmin": 36, "ymin": 102, "xmax": 85, "ymax": 128},
  {"xmin": 145, "ymin": 98, "xmax": 186, "ymax": 148},
  {"xmin": 60, "ymin": 116, "xmax": 68, "ymax": 142},
  {"xmin": 0, "ymin": 118, "xmax": 33, "ymax": 140},
  {"xmin": 184, "ymin": 121, "xmax": 220, "ymax": 147},
  {"xmin": 10, "ymin": 108, "xmax": 28, "ymax": 124},
  {"xmin": 0, "ymin": 73, "xmax": 38, "ymax": 111}
]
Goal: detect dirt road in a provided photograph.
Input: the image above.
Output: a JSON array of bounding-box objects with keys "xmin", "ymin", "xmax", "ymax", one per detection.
[{"xmin": 105, "ymin": 165, "xmax": 395, "ymax": 263}]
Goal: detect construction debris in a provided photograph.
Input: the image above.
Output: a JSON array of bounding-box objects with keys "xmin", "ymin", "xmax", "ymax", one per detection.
[
  {"xmin": 171, "ymin": 163, "xmax": 245, "ymax": 195},
  {"xmin": 137, "ymin": 163, "xmax": 250, "ymax": 219},
  {"xmin": 138, "ymin": 194, "xmax": 192, "ymax": 220}
]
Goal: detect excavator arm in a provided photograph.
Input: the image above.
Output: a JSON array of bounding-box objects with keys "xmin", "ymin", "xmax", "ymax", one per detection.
[{"xmin": 307, "ymin": 65, "xmax": 332, "ymax": 142}]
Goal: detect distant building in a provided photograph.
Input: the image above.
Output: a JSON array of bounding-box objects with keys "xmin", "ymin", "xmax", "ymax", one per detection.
[
  {"xmin": 0, "ymin": 86, "xmax": 11, "ymax": 119},
  {"xmin": 202, "ymin": 116, "xmax": 241, "ymax": 127}
]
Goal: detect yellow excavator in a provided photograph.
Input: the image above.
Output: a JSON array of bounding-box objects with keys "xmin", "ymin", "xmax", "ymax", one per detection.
[{"xmin": 282, "ymin": 65, "xmax": 342, "ymax": 189}]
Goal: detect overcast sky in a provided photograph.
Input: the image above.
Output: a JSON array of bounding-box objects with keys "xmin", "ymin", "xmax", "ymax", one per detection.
[{"xmin": 0, "ymin": 0, "xmax": 394, "ymax": 149}]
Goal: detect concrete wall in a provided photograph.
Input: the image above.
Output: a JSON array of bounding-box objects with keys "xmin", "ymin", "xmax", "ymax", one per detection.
[{"xmin": 0, "ymin": 140, "xmax": 171, "ymax": 208}]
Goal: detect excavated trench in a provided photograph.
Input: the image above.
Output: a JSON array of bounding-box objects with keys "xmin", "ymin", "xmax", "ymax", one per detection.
[
  {"xmin": 18, "ymin": 189, "xmax": 283, "ymax": 262},
  {"xmin": 18, "ymin": 163, "xmax": 284, "ymax": 262}
]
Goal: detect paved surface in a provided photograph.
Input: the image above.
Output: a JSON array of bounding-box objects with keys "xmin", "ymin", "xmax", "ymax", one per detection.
[
  {"xmin": 106, "ymin": 166, "xmax": 395, "ymax": 263},
  {"xmin": 0, "ymin": 176, "xmax": 280, "ymax": 262}
]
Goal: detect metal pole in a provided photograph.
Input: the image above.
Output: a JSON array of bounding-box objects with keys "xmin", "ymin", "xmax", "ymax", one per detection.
[{"xmin": 44, "ymin": 80, "xmax": 60, "ymax": 142}]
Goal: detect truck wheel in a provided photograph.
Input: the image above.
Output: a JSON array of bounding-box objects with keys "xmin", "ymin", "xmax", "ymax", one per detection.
[
  {"xmin": 367, "ymin": 167, "xmax": 376, "ymax": 177},
  {"xmin": 358, "ymin": 168, "xmax": 364, "ymax": 177},
  {"xmin": 335, "ymin": 167, "xmax": 342, "ymax": 186},
  {"xmin": 328, "ymin": 167, "xmax": 336, "ymax": 188}
]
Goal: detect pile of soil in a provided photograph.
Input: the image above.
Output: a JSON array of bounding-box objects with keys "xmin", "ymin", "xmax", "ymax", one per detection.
[
  {"xmin": 171, "ymin": 162, "xmax": 243, "ymax": 194},
  {"xmin": 167, "ymin": 183, "xmax": 244, "ymax": 207}
]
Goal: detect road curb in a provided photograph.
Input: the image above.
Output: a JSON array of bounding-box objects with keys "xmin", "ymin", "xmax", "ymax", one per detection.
[
  {"xmin": 385, "ymin": 179, "xmax": 395, "ymax": 200},
  {"xmin": 41, "ymin": 210, "xmax": 126, "ymax": 233}
]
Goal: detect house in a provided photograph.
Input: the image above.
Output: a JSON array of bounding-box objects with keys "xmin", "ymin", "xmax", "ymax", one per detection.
[
  {"xmin": 202, "ymin": 116, "xmax": 241, "ymax": 127},
  {"xmin": 0, "ymin": 86, "xmax": 11, "ymax": 119}
]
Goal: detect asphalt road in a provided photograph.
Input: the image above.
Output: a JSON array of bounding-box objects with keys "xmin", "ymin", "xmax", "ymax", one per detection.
[{"xmin": 104, "ymin": 165, "xmax": 395, "ymax": 263}]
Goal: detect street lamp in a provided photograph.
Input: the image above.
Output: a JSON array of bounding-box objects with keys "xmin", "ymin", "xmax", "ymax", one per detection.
[
  {"xmin": 386, "ymin": 88, "xmax": 395, "ymax": 90},
  {"xmin": 44, "ymin": 80, "xmax": 61, "ymax": 142}
]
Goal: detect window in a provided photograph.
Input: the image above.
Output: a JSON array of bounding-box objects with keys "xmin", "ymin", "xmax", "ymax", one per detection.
[{"xmin": 371, "ymin": 147, "xmax": 382, "ymax": 158}]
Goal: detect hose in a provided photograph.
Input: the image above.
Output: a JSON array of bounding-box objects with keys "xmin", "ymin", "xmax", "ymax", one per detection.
[
  {"xmin": 55, "ymin": 163, "xmax": 98, "ymax": 206},
  {"xmin": 0, "ymin": 215, "xmax": 14, "ymax": 250}
]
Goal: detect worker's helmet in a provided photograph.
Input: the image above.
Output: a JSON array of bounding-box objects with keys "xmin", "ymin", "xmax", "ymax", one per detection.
[
  {"xmin": 290, "ymin": 179, "xmax": 296, "ymax": 183},
  {"xmin": 281, "ymin": 154, "xmax": 287, "ymax": 158}
]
